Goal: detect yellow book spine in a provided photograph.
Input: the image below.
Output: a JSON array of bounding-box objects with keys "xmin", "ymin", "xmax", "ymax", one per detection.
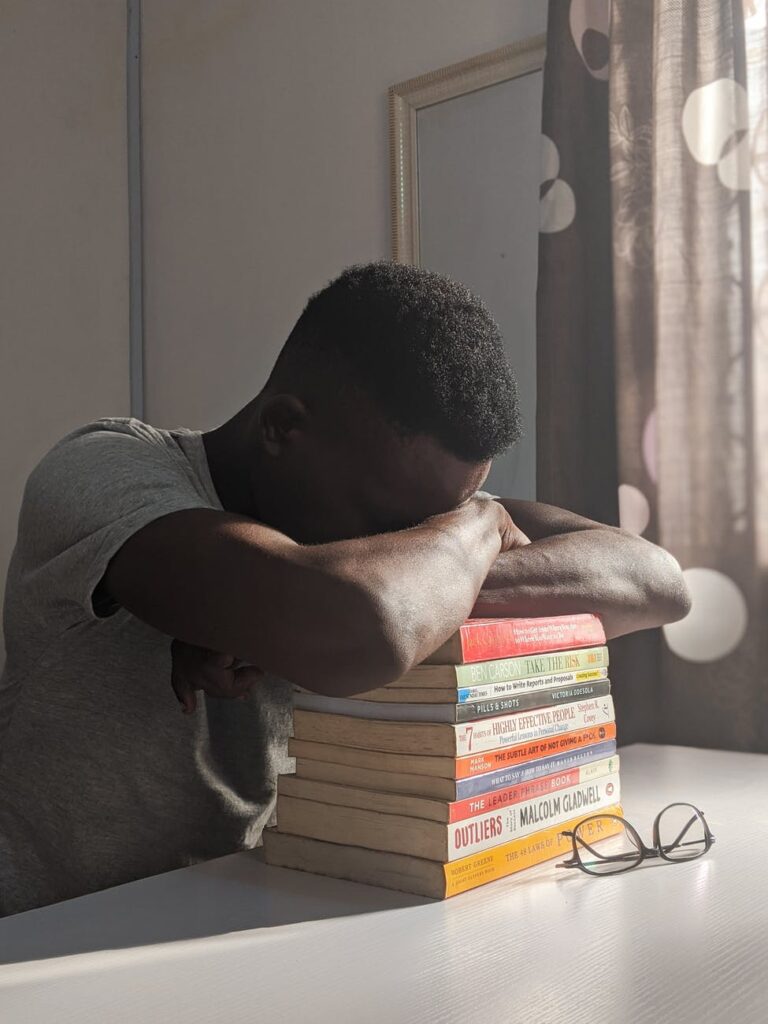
[{"xmin": 443, "ymin": 803, "xmax": 624, "ymax": 896}]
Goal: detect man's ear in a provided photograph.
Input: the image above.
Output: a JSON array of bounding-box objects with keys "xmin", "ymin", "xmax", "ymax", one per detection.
[{"xmin": 259, "ymin": 394, "xmax": 310, "ymax": 456}]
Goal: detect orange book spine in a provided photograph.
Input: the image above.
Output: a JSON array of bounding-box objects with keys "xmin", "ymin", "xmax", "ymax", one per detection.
[
  {"xmin": 443, "ymin": 803, "xmax": 624, "ymax": 896},
  {"xmin": 455, "ymin": 722, "xmax": 617, "ymax": 779}
]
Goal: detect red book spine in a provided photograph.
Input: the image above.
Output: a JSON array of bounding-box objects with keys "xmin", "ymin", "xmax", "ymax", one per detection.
[{"xmin": 457, "ymin": 614, "xmax": 606, "ymax": 663}]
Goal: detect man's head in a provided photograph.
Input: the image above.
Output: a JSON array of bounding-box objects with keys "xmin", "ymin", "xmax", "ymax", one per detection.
[{"xmin": 247, "ymin": 261, "xmax": 520, "ymax": 542}]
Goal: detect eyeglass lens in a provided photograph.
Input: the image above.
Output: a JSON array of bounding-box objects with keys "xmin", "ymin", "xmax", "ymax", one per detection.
[
  {"xmin": 656, "ymin": 804, "xmax": 709, "ymax": 861},
  {"xmin": 574, "ymin": 817, "xmax": 643, "ymax": 875}
]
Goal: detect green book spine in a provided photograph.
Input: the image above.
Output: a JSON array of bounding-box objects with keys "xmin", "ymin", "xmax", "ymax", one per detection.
[{"xmin": 452, "ymin": 645, "xmax": 609, "ymax": 686}]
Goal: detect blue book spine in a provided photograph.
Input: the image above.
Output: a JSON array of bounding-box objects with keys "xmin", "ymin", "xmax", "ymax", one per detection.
[{"xmin": 453, "ymin": 740, "xmax": 618, "ymax": 800}]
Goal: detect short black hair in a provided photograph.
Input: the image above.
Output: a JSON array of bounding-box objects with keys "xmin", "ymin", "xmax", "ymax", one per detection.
[{"xmin": 269, "ymin": 260, "xmax": 521, "ymax": 461}]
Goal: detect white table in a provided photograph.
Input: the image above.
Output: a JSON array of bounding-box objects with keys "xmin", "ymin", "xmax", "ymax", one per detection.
[{"xmin": 1, "ymin": 744, "xmax": 766, "ymax": 1023}]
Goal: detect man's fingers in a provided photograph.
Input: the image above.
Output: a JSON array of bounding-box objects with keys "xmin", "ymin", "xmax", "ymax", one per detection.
[
  {"xmin": 171, "ymin": 670, "xmax": 198, "ymax": 715},
  {"xmin": 170, "ymin": 639, "xmax": 264, "ymax": 713},
  {"xmin": 207, "ymin": 651, "xmax": 236, "ymax": 669},
  {"xmin": 176, "ymin": 665, "xmax": 257, "ymax": 704},
  {"xmin": 230, "ymin": 667, "xmax": 259, "ymax": 702},
  {"xmin": 170, "ymin": 640, "xmax": 202, "ymax": 714},
  {"xmin": 233, "ymin": 665, "xmax": 264, "ymax": 684}
]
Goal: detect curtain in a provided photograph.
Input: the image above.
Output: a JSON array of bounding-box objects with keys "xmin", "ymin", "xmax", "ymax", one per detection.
[{"xmin": 538, "ymin": 0, "xmax": 768, "ymax": 751}]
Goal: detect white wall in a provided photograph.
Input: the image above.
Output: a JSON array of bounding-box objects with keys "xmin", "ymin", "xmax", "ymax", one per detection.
[
  {"xmin": 141, "ymin": 0, "xmax": 548, "ymax": 429},
  {"xmin": 0, "ymin": 1, "xmax": 130, "ymax": 649}
]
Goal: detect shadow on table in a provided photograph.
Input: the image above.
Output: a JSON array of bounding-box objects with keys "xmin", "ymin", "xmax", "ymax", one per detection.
[{"xmin": 0, "ymin": 850, "xmax": 431, "ymax": 965}]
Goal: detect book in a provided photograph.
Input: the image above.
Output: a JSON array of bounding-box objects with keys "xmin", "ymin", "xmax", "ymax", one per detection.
[
  {"xmin": 457, "ymin": 666, "xmax": 608, "ymax": 704},
  {"xmin": 447, "ymin": 754, "xmax": 618, "ymax": 822},
  {"xmin": 292, "ymin": 678, "xmax": 611, "ymax": 724},
  {"xmin": 263, "ymin": 804, "xmax": 624, "ymax": 898},
  {"xmin": 424, "ymin": 614, "xmax": 605, "ymax": 664},
  {"xmin": 449, "ymin": 738, "xmax": 617, "ymax": 798},
  {"xmin": 455, "ymin": 721, "xmax": 617, "ymax": 778},
  {"xmin": 275, "ymin": 772, "xmax": 620, "ymax": 861},
  {"xmin": 287, "ymin": 722, "xmax": 618, "ymax": 781},
  {"xmin": 292, "ymin": 738, "xmax": 618, "ymax": 801},
  {"xmin": 384, "ymin": 645, "xmax": 609, "ymax": 689},
  {"xmin": 279, "ymin": 754, "xmax": 619, "ymax": 824},
  {"xmin": 292, "ymin": 695, "xmax": 615, "ymax": 757},
  {"xmin": 335, "ymin": 666, "xmax": 608, "ymax": 704}
]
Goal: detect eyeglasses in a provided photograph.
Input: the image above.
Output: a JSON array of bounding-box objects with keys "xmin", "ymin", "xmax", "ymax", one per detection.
[{"xmin": 556, "ymin": 803, "xmax": 716, "ymax": 875}]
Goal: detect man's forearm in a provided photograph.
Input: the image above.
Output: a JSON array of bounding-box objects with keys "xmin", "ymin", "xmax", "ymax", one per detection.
[
  {"xmin": 471, "ymin": 499, "xmax": 691, "ymax": 639},
  {"xmin": 104, "ymin": 499, "xmax": 510, "ymax": 698}
]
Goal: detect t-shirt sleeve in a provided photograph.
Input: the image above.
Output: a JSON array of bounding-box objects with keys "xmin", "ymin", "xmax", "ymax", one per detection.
[{"xmin": 13, "ymin": 426, "xmax": 217, "ymax": 630}]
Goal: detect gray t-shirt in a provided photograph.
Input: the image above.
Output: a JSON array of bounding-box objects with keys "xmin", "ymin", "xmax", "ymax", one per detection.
[{"xmin": 0, "ymin": 417, "xmax": 294, "ymax": 917}]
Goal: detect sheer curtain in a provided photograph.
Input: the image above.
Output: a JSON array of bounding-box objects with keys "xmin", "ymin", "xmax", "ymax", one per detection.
[{"xmin": 538, "ymin": 0, "xmax": 768, "ymax": 750}]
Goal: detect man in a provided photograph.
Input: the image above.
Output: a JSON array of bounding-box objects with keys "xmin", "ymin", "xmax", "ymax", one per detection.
[{"xmin": 0, "ymin": 262, "xmax": 690, "ymax": 916}]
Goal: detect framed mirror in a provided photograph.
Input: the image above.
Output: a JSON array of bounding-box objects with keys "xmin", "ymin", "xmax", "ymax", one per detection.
[{"xmin": 389, "ymin": 36, "xmax": 546, "ymax": 500}]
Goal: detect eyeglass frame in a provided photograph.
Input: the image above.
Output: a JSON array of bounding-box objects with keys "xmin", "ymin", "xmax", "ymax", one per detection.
[{"xmin": 556, "ymin": 802, "xmax": 716, "ymax": 876}]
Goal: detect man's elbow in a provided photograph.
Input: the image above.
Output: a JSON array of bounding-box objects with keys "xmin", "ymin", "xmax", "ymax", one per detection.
[
  {"xmin": 647, "ymin": 547, "xmax": 692, "ymax": 625},
  {"xmin": 298, "ymin": 634, "xmax": 410, "ymax": 698},
  {"xmin": 292, "ymin": 585, "xmax": 412, "ymax": 698}
]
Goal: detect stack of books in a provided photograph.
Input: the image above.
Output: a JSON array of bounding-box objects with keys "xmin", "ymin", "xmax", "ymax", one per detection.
[{"xmin": 263, "ymin": 613, "xmax": 622, "ymax": 898}]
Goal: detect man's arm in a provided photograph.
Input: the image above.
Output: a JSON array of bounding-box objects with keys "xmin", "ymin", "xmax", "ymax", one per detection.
[
  {"xmin": 471, "ymin": 499, "xmax": 691, "ymax": 640},
  {"xmin": 102, "ymin": 497, "xmax": 520, "ymax": 697}
]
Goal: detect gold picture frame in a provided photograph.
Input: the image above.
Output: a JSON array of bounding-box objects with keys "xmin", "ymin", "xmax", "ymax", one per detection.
[{"xmin": 388, "ymin": 35, "xmax": 546, "ymax": 265}]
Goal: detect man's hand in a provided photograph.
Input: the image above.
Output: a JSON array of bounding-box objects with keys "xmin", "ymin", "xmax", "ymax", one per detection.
[
  {"xmin": 171, "ymin": 638, "xmax": 264, "ymax": 714},
  {"xmin": 421, "ymin": 494, "xmax": 531, "ymax": 554},
  {"xmin": 488, "ymin": 498, "xmax": 532, "ymax": 552}
]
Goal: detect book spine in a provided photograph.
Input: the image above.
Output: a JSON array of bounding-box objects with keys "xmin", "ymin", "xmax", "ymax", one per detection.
[
  {"xmin": 448, "ymin": 755, "xmax": 619, "ymax": 822},
  {"xmin": 453, "ymin": 738, "xmax": 617, "ymax": 798},
  {"xmin": 444, "ymin": 803, "xmax": 624, "ymax": 896},
  {"xmin": 455, "ymin": 722, "xmax": 617, "ymax": 779},
  {"xmin": 457, "ymin": 614, "xmax": 606, "ymax": 664},
  {"xmin": 454, "ymin": 678, "xmax": 611, "ymax": 722},
  {"xmin": 446, "ymin": 773, "xmax": 620, "ymax": 860},
  {"xmin": 457, "ymin": 666, "xmax": 608, "ymax": 703},
  {"xmin": 292, "ymin": 678, "xmax": 611, "ymax": 723},
  {"xmin": 453, "ymin": 696, "xmax": 614, "ymax": 756},
  {"xmin": 448, "ymin": 645, "xmax": 609, "ymax": 688}
]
